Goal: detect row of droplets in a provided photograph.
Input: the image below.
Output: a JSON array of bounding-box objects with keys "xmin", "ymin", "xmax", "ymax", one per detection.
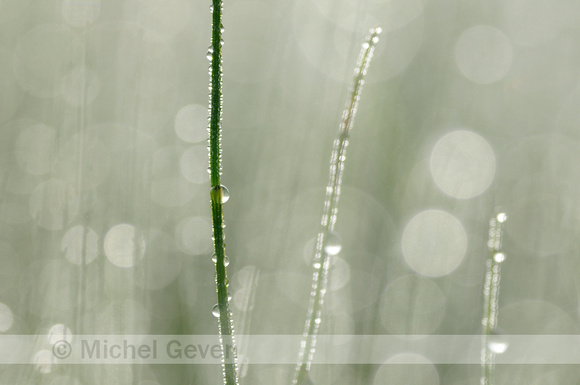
[
  {"xmin": 481, "ymin": 211, "xmax": 508, "ymax": 385},
  {"xmin": 210, "ymin": 184, "xmax": 231, "ymax": 318},
  {"xmin": 295, "ymin": 28, "xmax": 382, "ymax": 383}
]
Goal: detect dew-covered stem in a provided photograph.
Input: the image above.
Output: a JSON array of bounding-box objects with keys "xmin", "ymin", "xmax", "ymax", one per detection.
[
  {"xmin": 207, "ymin": 0, "xmax": 238, "ymax": 384},
  {"xmin": 294, "ymin": 27, "xmax": 382, "ymax": 385},
  {"xmin": 481, "ymin": 211, "xmax": 507, "ymax": 385}
]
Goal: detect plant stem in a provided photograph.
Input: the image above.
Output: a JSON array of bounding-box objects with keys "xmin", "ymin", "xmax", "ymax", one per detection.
[
  {"xmin": 481, "ymin": 211, "xmax": 507, "ymax": 385},
  {"xmin": 208, "ymin": 0, "xmax": 238, "ymax": 384},
  {"xmin": 294, "ymin": 27, "xmax": 382, "ymax": 385}
]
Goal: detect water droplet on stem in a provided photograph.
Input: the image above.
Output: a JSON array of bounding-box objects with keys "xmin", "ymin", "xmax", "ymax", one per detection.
[
  {"xmin": 324, "ymin": 232, "xmax": 342, "ymax": 255},
  {"xmin": 211, "ymin": 185, "xmax": 230, "ymax": 203}
]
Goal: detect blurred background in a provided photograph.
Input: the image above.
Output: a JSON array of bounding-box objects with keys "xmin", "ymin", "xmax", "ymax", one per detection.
[{"xmin": 2, "ymin": 0, "xmax": 580, "ymax": 384}]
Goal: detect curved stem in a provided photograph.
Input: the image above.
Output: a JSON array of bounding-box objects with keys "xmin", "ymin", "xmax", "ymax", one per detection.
[{"xmin": 294, "ymin": 27, "xmax": 382, "ymax": 385}]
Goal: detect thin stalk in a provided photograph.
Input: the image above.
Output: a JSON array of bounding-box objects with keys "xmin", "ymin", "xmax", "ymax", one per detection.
[
  {"xmin": 294, "ymin": 27, "xmax": 382, "ymax": 385},
  {"xmin": 480, "ymin": 211, "xmax": 507, "ymax": 385},
  {"xmin": 207, "ymin": 0, "xmax": 238, "ymax": 384}
]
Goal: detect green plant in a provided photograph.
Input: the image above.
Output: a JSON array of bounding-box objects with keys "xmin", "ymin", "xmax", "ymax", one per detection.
[
  {"xmin": 207, "ymin": 0, "xmax": 238, "ymax": 384},
  {"xmin": 294, "ymin": 27, "xmax": 382, "ymax": 385}
]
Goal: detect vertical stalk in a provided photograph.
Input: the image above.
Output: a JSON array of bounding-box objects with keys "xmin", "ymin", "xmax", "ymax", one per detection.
[
  {"xmin": 207, "ymin": 0, "xmax": 238, "ymax": 384},
  {"xmin": 481, "ymin": 211, "xmax": 507, "ymax": 385},
  {"xmin": 294, "ymin": 27, "xmax": 382, "ymax": 385}
]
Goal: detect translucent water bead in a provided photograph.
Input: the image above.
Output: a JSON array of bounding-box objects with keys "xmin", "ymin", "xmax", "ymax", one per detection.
[
  {"xmin": 324, "ymin": 232, "xmax": 342, "ymax": 255},
  {"xmin": 212, "ymin": 254, "xmax": 230, "ymax": 266},
  {"xmin": 210, "ymin": 185, "xmax": 230, "ymax": 203},
  {"xmin": 493, "ymin": 252, "xmax": 505, "ymax": 263},
  {"xmin": 496, "ymin": 212, "xmax": 507, "ymax": 223},
  {"xmin": 487, "ymin": 332, "xmax": 509, "ymax": 354},
  {"xmin": 212, "ymin": 304, "xmax": 220, "ymax": 318}
]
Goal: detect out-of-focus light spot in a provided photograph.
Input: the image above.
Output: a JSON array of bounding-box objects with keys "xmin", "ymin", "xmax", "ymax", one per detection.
[
  {"xmin": 175, "ymin": 216, "xmax": 212, "ymax": 255},
  {"xmin": 180, "ymin": 145, "xmax": 208, "ymax": 184},
  {"xmin": 48, "ymin": 324, "xmax": 73, "ymax": 344},
  {"xmin": 402, "ymin": 210, "xmax": 467, "ymax": 277},
  {"xmin": 430, "ymin": 130, "xmax": 496, "ymax": 199},
  {"xmin": 34, "ymin": 349, "xmax": 55, "ymax": 374},
  {"xmin": 60, "ymin": 66, "xmax": 100, "ymax": 106},
  {"xmin": 293, "ymin": 0, "xmax": 424, "ymax": 83},
  {"xmin": 61, "ymin": 0, "xmax": 101, "ymax": 27},
  {"xmin": 130, "ymin": 0, "xmax": 193, "ymax": 41},
  {"xmin": 374, "ymin": 353, "xmax": 439, "ymax": 385},
  {"xmin": 29, "ymin": 179, "xmax": 79, "ymax": 230},
  {"xmin": 62, "ymin": 226, "xmax": 99, "ymax": 265},
  {"xmin": 175, "ymin": 104, "xmax": 208, "ymax": 143},
  {"xmin": 15, "ymin": 124, "xmax": 56, "ymax": 176},
  {"xmin": 329, "ymin": 256, "xmax": 351, "ymax": 291},
  {"xmin": 502, "ymin": 0, "xmax": 565, "ymax": 46},
  {"xmin": 233, "ymin": 265, "xmax": 259, "ymax": 288},
  {"xmin": 379, "ymin": 275, "xmax": 446, "ymax": 334},
  {"xmin": 0, "ymin": 51, "xmax": 23, "ymax": 123},
  {"xmin": 0, "ymin": 303, "xmax": 14, "ymax": 332},
  {"xmin": 14, "ymin": 24, "xmax": 81, "ymax": 97},
  {"xmin": 455, "ymin": 26, "xmax": 513, "ymax": 84},
  {"xmin": 104, "ymin": 224, "xmax": 145, "ymax": 268},
  {"xmin": 310, "ymin": 0, "xmax": 424, "ymax": 33}
]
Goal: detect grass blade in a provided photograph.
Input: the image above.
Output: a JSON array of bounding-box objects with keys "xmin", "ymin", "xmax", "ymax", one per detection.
[
  {"xmin": 481, "ymin": 211, "xmax": 508, "ymax": 385},
  {"xmin": 294, "ymin": 27, "xmax": 382, "ymax": 385},
  {"xmin": 207, "ymin": 0, "xmax": 238, "ymax": 384}
]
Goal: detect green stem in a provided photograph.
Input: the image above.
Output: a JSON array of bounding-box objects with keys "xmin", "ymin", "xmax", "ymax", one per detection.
[
  {"xmin": 208, "ymin": 0, "xmax": 238, "ymax": 384},
  {"xmin": 294, "ymin": 27, "xmax": 382, "ymax": 385}
]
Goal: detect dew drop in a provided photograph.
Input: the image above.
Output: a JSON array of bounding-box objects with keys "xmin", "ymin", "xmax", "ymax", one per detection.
[
  {"xmin": 487, "ymin": 333, "xmax": 509, "ymax": 354},
  {"xmin": 324, "ymin": 232, "xmax": 342, "ymax": 255},
  {"xmin": 212, "ymin": 304, "xmax": 220, "ymax": 317},
  {"xmin": 224, "ymin": 256, "xmax": 230, "ymax": 266},
  {"xmin": 212, "ymin": 254, "xmax": 217, "ymax": 263},
  {"xmin": 496, "ymin": 212, "xmax": 507, "ymax": 223},
  {"xmin": 206, "ymin": 47, "xmax": 213, "ymax": 60},
  {"xmin": 209, "ymin": 4, "xmax": 213, "ymax": 12},
  {"xmin": 227, "ymin": 293, "xmax": 232, "ymax": 301},
  {"xmin": 210, "ymin": 185, "xmax": 230, "ymax": 203},
  {"xmin": 493, "ymin": 252, "xmax": 505, "ymax": 263}
]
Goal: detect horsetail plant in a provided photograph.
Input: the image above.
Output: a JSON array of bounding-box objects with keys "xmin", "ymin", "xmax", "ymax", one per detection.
[
  {"xmin": 294, "ymin": 27, "xmax": 382, "ymax": 385},
  {"xmin": 207, "ymin": 0, "xmax": 238, "ymax": 384},
  {"xmin": 480, "ymin": 211, "xmax": 508, "ymax": 385}
]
